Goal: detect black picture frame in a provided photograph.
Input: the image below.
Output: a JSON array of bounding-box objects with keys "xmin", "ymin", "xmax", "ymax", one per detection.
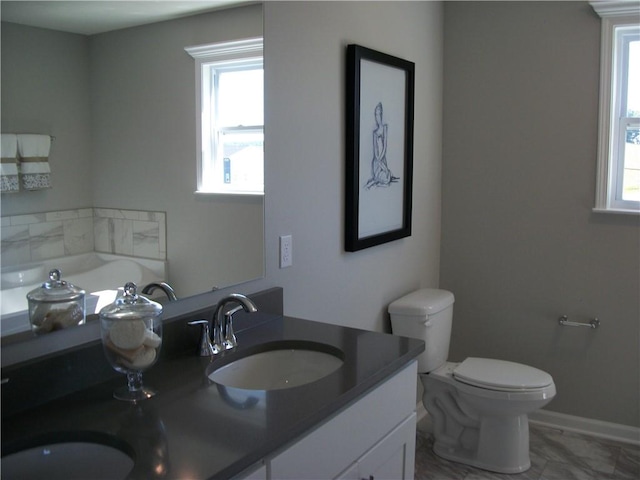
[{"xmin": 345, "ymin": 44, "xmax": 414, "ymax": 252}]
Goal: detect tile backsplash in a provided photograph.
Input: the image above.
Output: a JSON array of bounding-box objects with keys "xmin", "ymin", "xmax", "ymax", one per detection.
[{"xmin": 1, "ymin": 208, "xmax": 166, "ymax": 268}]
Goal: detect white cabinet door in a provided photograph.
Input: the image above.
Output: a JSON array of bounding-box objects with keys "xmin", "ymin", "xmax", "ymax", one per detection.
[
  {"xmin": 355, "ymin": 413, "xmax": 416, "ymax": 480},
  {"xmin": 269, "ymin": 361, "xmax": 417, "ymax": 480}
]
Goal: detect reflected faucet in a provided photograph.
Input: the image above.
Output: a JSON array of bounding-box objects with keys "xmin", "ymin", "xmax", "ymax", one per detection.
[{"xmin": 141, "ymin": 282, "xmax": 178, "ymax": 302}]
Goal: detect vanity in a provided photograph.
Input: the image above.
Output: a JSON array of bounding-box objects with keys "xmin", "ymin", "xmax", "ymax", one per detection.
[{"xmin": 1, "ymin": 288, "xmax": 423, "ymax": 479}]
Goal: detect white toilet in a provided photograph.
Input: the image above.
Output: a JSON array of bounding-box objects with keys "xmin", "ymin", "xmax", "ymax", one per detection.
[{"xmin": 389, "ymin": 288, "xmax": 556, "ymax": 474}]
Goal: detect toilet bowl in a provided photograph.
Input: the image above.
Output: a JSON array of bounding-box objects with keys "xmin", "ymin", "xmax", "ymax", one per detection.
[
  {"xmin": 389, "ymin": 289, "xmax": 556, "ymax": 474},
  {"xmin": 421, "ymin": 359, "xmax": 555, "ymax": 473}
]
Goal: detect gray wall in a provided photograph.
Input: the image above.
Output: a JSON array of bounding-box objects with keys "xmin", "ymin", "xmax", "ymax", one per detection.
[
  {"xmin": 440, "ymin": 1, "xmax": 639, "ymax": 427},
  {"xmin": 1, "ymin": 22, "xmax": 93, "ymax": 213},
  {"xmin": 250, "ymin": 1, "xmax": 444, "ymax": 333},
  {"xmin": 88, "ymin": 4, "xmax": 264, "ymax": 296}
]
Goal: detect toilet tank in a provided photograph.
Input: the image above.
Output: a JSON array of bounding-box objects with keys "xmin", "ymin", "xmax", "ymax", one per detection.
[{"xmin": 388, "ymin": 288, "xmax": 454, "ymax": 373}]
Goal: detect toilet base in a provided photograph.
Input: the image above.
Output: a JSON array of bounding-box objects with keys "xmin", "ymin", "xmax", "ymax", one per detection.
[
  {"xmin": 420, "ymin": 364, "xmax": 555, "ymax": 475},
  {"xmin": 433, "ymin": 444, "xmax": 531, "ymax": 474},
  {"xmin": 431, "ymin": 414, "xmax": 532, "ymax": 474}
]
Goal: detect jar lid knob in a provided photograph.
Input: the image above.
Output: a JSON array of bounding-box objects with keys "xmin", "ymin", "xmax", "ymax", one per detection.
[
  {"xmin": 123, "ymin": 282, "xmax": 138, "ymax": 301},
  {"xmin": 48, "ymin": 269, "xmax": 61, "ymax": 282}
]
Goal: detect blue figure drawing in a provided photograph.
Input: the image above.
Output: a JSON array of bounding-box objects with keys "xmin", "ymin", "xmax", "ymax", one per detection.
[{"xmin": 365, "ymin": 102, "xmax": 399, "ymax": 189}]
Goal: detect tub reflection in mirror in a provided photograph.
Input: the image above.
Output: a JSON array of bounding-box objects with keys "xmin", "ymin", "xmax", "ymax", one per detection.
[
  {"xmin": 0, "ymin": 2, "xmax": 264, "ymax": 341},
  {"xmin": 1, "ymin": 253, "xmax": 166, "ymax": 336}
]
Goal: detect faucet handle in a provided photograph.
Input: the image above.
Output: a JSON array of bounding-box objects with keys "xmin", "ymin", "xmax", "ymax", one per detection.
[
  {"xmin": 188, "ymin": 320, "xmax": 220, "ymax": 356},
  {"xmin": 222, "ymin": 305, "xmax": 243, "ymax": 350}
]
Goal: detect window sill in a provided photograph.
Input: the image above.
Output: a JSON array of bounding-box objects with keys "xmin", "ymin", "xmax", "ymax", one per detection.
[
  {"xmin": 194, "ymin": 190, "xmax": 264, "ymax": 198},
  {"xmin": 592, "ymin": 207, "xmax": 640, "ymax": 215}
]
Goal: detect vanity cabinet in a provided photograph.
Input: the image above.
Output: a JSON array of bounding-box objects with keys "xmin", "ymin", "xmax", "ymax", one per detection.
[
  {"xmin": 2, "ymin": 301, "xmax": 424, "ymax": 480},
  {"xmin": 264, "ymin": 361, "xmax": 417, "ymax": 480}
]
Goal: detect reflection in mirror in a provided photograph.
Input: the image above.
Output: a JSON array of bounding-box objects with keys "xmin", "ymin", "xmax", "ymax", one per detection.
[{"xmin": 0, "ymin": 2, "xmax": 264, "ymax": 339}]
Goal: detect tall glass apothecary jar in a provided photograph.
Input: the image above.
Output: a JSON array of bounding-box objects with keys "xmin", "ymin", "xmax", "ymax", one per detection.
[{"xmin": 100, "ymin": 282, "xmax": 163, "ymax": 402}]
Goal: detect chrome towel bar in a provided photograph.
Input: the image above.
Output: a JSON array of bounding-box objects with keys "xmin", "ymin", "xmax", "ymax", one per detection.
[{"xmin": 558, "ymin": 315, "xmax": 600, "ymax": 329}]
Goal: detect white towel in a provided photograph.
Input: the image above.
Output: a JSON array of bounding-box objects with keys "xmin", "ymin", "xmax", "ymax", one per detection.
[
  {"xmin": 17, "ymin": 134, "xmax": 50, "ymax": 157},
  {"xmin": 1, "ymin": 134, "xmax": 19, "ymax": 193},
  {"xmin": 17, "ymin": 134, "xmax": 51, "ymax": 190},
  {"xmin": 1, "ymin": 133, "xmax": 18, "ymax": 158}
]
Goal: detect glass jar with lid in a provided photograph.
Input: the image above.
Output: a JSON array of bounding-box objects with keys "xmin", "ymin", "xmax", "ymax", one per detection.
[
  {"xmin": 26, "ymin": 269, "xmax": 86, "ymax": 335},
  {"xmin": 100, "ymin": 282, "xmax": 163, "ymax": 402}
]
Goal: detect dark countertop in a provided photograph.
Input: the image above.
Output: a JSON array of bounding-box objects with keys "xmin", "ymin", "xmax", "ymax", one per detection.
[{"xmin": 1, "ymin": 314, "xmax": 424, "ymax": 479}]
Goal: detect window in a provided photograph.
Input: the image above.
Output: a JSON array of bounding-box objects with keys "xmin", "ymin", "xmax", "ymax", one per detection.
[
  {"xmin": 186, "ymin": 38, "xmax": 264, "ymax": 195},
  {"xmin": 591, "ymin": 2, "xmax": 640, "ymax": 213}
]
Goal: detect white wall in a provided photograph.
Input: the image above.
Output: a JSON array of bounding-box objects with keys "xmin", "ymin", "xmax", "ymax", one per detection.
[
  {"xmin": 440, "ymin": 1, "xmax": 639, "ymax": 428},
  {"xmin": 245, "ymin": 1, "xmax": 443, "ymax": 332}
]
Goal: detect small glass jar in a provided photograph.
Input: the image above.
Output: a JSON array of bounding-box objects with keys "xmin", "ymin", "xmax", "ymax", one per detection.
[{"xmin": 26, "ymin": 269, "xmax": 86, "ymax": 335}]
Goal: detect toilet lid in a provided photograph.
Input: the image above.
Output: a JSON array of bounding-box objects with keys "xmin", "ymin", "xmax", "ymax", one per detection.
[{"xmin": 453, "ymin": 357, "xmax": 553, "ymax": 391}]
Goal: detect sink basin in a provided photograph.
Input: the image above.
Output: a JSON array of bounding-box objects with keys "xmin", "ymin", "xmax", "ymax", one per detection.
[
  {"xmin": 208, "ymin": 342, "xmax": 344, "ymax": 390},
  {"xmin": 2, "ymin": 433, "xmax": 134, "ymax": 480}
]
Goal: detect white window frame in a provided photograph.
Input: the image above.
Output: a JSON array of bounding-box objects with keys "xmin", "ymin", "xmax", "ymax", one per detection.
[
  {"xmin": 185, "ymin": 37, "xmax": 264, "ymax": 196},
  {"xmin": 591, "ymin": 1, "xmax": 640, "ymax": 214}
]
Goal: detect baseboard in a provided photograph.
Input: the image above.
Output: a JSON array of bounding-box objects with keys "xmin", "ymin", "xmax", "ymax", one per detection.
[
  {"xmin": 417, "ymin": 403, "xmax": 639, "ymax": 446},
  {"xmin": 529, "ymin": 409, "xmax": 640, "ymax": 446}
]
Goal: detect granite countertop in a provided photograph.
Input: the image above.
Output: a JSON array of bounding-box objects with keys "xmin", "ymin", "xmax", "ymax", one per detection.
[{"xmin": 1, "ymin": 314, "xmax": 424, "ymax": 479}]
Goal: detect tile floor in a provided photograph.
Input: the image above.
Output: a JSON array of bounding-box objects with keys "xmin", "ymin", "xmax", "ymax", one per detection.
[{"xmin": 414, "ymin": 424, "xmax": 640, "ymax": 480}]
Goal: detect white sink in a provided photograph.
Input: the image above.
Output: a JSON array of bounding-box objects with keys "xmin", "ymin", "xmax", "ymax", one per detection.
[
  {"xmin": 208, "ymin": 347, "xmax": 343, "ymax": 390},
  {"xmin": 2, "ymin": 440, "xmax": 134, "ymax": 479}
]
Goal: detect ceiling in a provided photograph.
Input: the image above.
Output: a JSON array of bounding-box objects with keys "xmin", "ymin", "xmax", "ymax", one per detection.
[{"xmin": 0, "ymin": 1, "xmax": 254, "ymax": 35}]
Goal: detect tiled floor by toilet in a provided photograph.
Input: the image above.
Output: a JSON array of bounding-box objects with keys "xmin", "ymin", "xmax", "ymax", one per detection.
[{"xmin": 414, "ymin": 424, "xmax": 640, "ymax": 480}]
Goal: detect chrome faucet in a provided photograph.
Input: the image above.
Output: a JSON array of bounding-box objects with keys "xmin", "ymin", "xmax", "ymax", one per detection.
[
  {"xmin": 189, "ymin": 293, "xmax": 258, "ymax": 356},
  {"xmin": 141, "ymin": 282, "xmax": 178, "ymax": 302},
  {"xmin": 214, "ymin": 294, "xmax": 258, "ymax": 352}
]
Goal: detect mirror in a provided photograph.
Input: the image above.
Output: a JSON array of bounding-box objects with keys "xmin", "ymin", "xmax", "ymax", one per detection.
[{"xmin": 0, "ymin": 1, "xmax": 264, "ymax": 338}]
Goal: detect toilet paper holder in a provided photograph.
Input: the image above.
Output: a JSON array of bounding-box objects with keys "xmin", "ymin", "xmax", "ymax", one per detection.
[{"xmin": 558, "ymin": 315, "xmax": 600, "ymax": 329}]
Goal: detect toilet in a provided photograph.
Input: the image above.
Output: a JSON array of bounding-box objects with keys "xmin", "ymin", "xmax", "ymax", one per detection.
[{"xmin": 389, "ymin": 288, "xmax": 556, "ymax": 474}]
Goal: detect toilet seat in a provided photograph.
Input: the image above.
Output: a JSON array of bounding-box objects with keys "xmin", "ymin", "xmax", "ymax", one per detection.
[{"xmin": 453, "ymin": 357, "xmax": 553, "ymax": 392}]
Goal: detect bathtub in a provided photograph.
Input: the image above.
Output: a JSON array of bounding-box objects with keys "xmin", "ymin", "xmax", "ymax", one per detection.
[{"xmin": 1, "ymin": 253, "xmax": 166, "ymax": 337}]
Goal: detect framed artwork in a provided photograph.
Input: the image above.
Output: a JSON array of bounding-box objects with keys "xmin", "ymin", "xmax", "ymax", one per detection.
[{"xmin": 345, "ymin": 44, "xmax": 415, "ymax": 252}]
